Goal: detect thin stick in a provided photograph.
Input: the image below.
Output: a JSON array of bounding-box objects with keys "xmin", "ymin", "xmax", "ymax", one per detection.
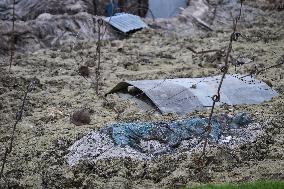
[
  {"xmin": 199, "ymin": 1, "xmax": 243, "ymax": 160},
  {"xmin": 95, "ymin": 19, "xmax": 103, "ymax": 95},
  {"xmin": 186, "ymin": 47, "xmax": 221, "ymax": 54},
  {"xmin": 0, "ymin": 81, "xmax": 33, "ymax": 179},
  {"xmin": 240, "ymin": 61, "xmax": 284, "ymax": 79},
  {"xmin": 9, "ymin": 0, "xmax": 16, "ymax": 70}
]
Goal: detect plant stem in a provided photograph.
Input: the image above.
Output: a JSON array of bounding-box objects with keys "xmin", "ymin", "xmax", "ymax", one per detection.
[
  {"xmin": 0, "ymin": 81, "xmax": 33, "ymax": 179},
  {"xmin": 9, "ymin": 0, "xmax": 16, "ymax": 70}
]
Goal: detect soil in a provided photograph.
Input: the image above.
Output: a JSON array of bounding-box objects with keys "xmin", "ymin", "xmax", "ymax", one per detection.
[{"xmin": 0, "ymin": 0, "xmax": 283, "ymax": 188}]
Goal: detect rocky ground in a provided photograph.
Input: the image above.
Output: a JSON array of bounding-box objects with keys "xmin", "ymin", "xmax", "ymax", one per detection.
[{"xmin": 0, "ymin": 0, "xmax": 284, "ymax": 188}]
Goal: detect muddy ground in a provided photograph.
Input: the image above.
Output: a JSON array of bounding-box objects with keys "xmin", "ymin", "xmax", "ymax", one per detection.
[{"xmin": 0, "ymin": 1, "xmax": 284, "ymax": 189}]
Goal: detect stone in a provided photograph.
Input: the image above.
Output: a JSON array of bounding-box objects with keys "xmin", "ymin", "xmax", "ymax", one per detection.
[{"xmin": 70, "ymin": 109, "xmax": 91, "ymax": 126}]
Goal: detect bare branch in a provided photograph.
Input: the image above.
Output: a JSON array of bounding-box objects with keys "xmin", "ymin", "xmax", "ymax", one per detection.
[
  {"xmin": 199, "ymin": 1, "xmax": 243, "ymax": 160},
  {"xmin": 187, "ymin": 46, "xmax": 221, "ymax": 54},
  {"xmin": 95, "ymin": 19, "xmax": 104, "ymax": 95},
  {"xmin": 0, "ymin": 81, "xmax": 34, "ymax": 179},
  {"xmin": 9, "ymin": 0, "xmax": 16, "ymax": 70},
  {"xmin": 240, "ymin": 56, "xmax": 284, "ymax": 78}
]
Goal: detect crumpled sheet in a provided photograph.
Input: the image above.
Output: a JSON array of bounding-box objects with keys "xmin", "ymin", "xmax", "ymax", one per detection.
[
  {"xmin": 66, "ymin": 113, "xmax": 257, "ymax": 166},
  {"xmin": 107, "ymin": 118, "xmax": 219, "ymax": 148},
  {"xmin": 103, "ymin": 113, "xmax": 251, "ymax": 150}
]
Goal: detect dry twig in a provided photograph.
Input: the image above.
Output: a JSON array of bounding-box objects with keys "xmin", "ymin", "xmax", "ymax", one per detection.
[
  {"xmin": 95, "ymin": 19, "xmax": 104, "ymax": 95},
  {"xmin": 0, "ymin": 81, "xmax": 34, "ymax": 179},
  {"xmin": 186, "ymin": 47, "xmax": 221, "ymax": 54},
  {"xmin": 9, "ymin": 0, "xmax": 16, "ymax": 70},
  {"xmin": 240, "ymin": 58, "xmax": 284, "ymax": 78},
  {"xmin": 199, "ymin": 1, "xmax": 244, "ymax": 160}
]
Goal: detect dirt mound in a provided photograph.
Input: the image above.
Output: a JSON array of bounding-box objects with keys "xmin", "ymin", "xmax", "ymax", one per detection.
[
  {"xmin": 0, "ymin": 0, "xmax": 94, "ymax": 21},
  {"xmin": 0, "ymin": 12, "xmax": 109, "ymax": 54}
]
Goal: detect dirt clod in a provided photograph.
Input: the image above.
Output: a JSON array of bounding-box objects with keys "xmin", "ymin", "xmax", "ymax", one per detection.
[{"xmin": 70, "ymin": 109, "xmax": 91, "ymax": 126}]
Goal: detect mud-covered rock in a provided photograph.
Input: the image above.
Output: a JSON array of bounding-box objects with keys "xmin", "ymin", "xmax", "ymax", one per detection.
[
  {"xmin": 0, "ymin": 12, "xmax": 106, "ymax": 53},
  {"xmin": 0, "ymin": 0, "xmax": 95, "ymax": 21}
]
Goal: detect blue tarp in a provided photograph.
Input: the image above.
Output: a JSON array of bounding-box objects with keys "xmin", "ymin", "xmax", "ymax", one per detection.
[
  {"xmin": 103, "ymin": 113, "xmax": 252, "ymax": 151},
  {"xmin": 66, "ymin": 112, "xmax": 259, "ymax": 165}
]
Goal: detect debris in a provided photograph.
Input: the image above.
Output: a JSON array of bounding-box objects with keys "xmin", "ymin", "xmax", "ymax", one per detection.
[
  {"xmin": 104, "ymin": 13, "xmax": 148, "ymax": 33},
  {"xmin": 236, "ymin": 57, "xmax": 254, "ymax": 65},
  {"xmin": 263, "ymin": 79, "xmax": 273, "ymax": 87},
  {"xmin": 47, "ymin": 108, "xmax": 64, "ymax": 120},
  {"xmin": 190, "ymin": 84, "xmax": 197, "ymax": 89},
  {"xmin": 107, "ymin": 74, "xmax": 278, "ymax": 114},
  {"xmin": 231, "ymin": 56, "xmax": 254, "ymax": 66},
  {"xmin": 70, "ymin": 109, "xmax": 91, "ymax": 126},
  {"xmin": 78, "ymin": 65, "xmax": 90, "ymax": 78},
  {"xmin": 66, "ymin": 113, "xmax": 262, "ymax": 166},
  {"xmin": 110, "ymin": 40, "xmax": 124, "ymax": 51},
  {"xmin": 127, "ymin": 86, "xmax": 139, "ymax": 93},
  {"xmin": 192, "ymin": 16, "xmax": 213, "ymax": 31}
]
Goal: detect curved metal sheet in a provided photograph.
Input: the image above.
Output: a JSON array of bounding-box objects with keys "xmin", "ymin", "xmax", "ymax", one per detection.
[
  {"xmin": 108, "ymin": 74, "xmax": 278, "ymax": 114},
  {"xmin": 104, "ymin": 13, "xmax": 148, "ymax": 33},
  {"xmin": 127, "ymin": 79, "xmax": 205, "ymax": 114}
]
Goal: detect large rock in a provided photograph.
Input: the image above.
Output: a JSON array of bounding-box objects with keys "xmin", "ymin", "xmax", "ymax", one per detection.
[
  {"xmin": 0, "ymin": 12, "xmax": 105, "ymax": 53},
  {"xmin": 0, "ymin": 0, "xmax": 149, "ymax": 21},
  {"xmin": 0, "ymin": 0, "xmax": 95, "ymax": 21}
]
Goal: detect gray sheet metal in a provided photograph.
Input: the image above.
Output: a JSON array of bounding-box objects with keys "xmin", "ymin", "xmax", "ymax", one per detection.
[
  {"xmin": 104, "ymin": 13, "xmax": 148, "ymax": 33},
  {"xmin": 108, "ymin": 74, "xmax": 278, "ymax": 114}
]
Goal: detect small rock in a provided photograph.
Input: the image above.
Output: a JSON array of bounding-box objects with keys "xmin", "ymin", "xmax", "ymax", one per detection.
[
  {"xmin": 71, "ymin": 109, "xmax": 91, "ymax": 126},
  {"xmin": 236, "ymin": 57, "xmax": 253, "ymax": 65},
  {"xmin": 110, "ymin": 40, "xmax": 124, "ymax": 52},
  {"xmin": 78, "ymin": 65, "xmax": 90, "ymax": 78}
]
